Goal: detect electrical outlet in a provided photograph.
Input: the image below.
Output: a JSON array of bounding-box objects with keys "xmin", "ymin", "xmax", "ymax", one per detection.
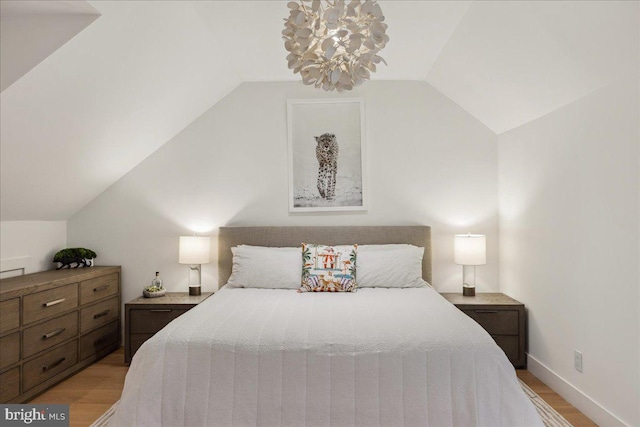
[{"xmin": 574, "ymin": 350, "xmax": 583, "ymax": 372}]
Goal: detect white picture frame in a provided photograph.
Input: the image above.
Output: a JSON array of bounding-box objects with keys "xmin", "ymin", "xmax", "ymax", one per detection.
[{"xmin": 287, "ymin": 98, "xmax": 367, "ymax": 212}]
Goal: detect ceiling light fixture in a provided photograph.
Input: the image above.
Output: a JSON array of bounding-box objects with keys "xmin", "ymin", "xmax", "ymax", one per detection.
[{"xmin": 283, "ymin": 0, "xmax": 388, "ymax": 92}]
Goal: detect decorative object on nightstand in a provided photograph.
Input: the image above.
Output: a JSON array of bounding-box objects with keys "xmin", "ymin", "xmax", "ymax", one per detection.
[
  {"xmin": 441, "ymin": 292, "xmax": 526, "ymax": 368},
  {"xmin": 179, "ymin": 236, "xmax": 210, "ymax": 296},
  {"xmin": 454, "ymin": 234, "xmax": 486, "ymax": 296},
  {"xmin": 143, "ymin": 272, "xmax": 165, "ymax": 298},
  {"xmin": 124, "ymin": 292, "xmax": 212, "ymax": 363}
]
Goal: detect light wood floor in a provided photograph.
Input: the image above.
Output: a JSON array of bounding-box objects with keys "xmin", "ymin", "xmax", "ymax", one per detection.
[
  {"xmin": 516, "ymin": 370, "xmax": 597, "ymax": 427},
  {"xmin": 30, "ymin": 348, "xmax": 596, "ymax": 427},
  {"xmin": 29, "ymin": 348, "xmax": 128, "ymax": 427}
]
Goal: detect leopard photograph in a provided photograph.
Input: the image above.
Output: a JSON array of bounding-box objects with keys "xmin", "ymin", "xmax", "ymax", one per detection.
[
  {"xmin": 288, "ymin": 99, "xmax": 365, "ymax": 211},
  {"xmin": 315, "ymin": 133, "xmax": 339, "ymax": 201}
]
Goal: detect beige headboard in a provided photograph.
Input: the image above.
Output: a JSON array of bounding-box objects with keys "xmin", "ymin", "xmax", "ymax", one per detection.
[{"xmin": 218, "ymin": 226, "xmax": 432, "ymax": 286}]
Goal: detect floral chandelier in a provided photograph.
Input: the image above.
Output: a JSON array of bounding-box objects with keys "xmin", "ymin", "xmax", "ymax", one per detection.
[{"xmin": 283, "ymin": 0, "xmax": 389, "ymax": 92}]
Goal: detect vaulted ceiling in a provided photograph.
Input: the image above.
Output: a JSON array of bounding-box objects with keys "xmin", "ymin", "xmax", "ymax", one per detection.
[
  {"xmin": 0, "ymin": 0, "xmax": 100, "ymax": 91},
  {"xmin": 1, "ymin": 1, "xmax": 637, "ymax": 221}
]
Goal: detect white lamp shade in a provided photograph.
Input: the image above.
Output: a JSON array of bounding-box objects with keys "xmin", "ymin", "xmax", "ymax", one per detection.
[
  {"xmin": 179, "ymin": 236, "xmax": 211, "ymax": 265},
  {"xmin": 454, "ymin": 234, "xmax": 486, "ymax": 266}
]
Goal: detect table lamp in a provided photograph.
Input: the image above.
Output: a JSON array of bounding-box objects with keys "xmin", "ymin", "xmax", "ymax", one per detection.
[
  {"xmin": 454, "ymin": 234, "xmax": 486, "ymax": 296},
  {"xmin": 179, "ymin": 236, "xmax": 210, "ymax": 296}
]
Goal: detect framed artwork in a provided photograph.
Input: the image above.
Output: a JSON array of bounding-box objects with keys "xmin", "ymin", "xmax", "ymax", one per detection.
[{"xmin": 287, "ymin": 98, "xmax": 367, "ymax": 212}]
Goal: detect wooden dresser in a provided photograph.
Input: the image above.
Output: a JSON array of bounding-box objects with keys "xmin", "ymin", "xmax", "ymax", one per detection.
[{"xmin": 0, "ymin": 266, "xmax": 121, "ymax": 403}]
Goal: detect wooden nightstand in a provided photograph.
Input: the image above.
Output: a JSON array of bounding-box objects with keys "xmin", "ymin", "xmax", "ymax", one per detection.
[
  {"xmin": 441, "ymin": 293, "xmax": 526, "ymax": 368},
  {"xmin": 124, "ymin": 292, "xmax": 212, "ymax": 363}
]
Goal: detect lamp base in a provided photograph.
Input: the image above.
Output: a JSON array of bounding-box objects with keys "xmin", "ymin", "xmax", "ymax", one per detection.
[
  {"xmin": 189, "ymin": 285, "xmax": 201, "ymax": 296},
  {"xmin": 462, "ymin": 286, "xmax": 475, "ymax": 296}
]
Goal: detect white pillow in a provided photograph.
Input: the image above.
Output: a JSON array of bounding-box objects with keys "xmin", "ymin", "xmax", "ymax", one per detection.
[
  {"xmin": 357, "ymin": 244, "xmax": 426, "ymax": 288},
  {"xmin": 226, "ymin": 245, "xmax": 301, "ymax": 289}
]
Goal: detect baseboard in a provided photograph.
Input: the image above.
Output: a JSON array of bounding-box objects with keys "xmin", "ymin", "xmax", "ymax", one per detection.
[{"xmin": 527, "ymin": 353, "xmax": 629, "ymax": 427}]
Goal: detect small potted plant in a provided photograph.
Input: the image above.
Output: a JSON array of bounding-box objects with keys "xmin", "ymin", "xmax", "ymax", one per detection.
[{"xmin": 53, "ymin": 248, "xmax": 97, "ymax": 269}]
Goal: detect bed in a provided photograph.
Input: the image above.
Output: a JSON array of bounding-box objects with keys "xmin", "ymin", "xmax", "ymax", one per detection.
[{"xmin": 112, "ymin": 226, "xmax": 542, "ymax": 426}]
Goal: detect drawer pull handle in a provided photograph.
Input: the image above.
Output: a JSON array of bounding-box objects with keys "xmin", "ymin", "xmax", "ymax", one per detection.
[
  {"xmin": 149, "ymin": 309, "xmax": 172, "ymax": 313},
  {"xmin": 94, "ymin": 335, "xmax": 111, "ymax": 347},
  {"xmin": 42, "ymin": 357, "xmax": 66, "ymax": 372},
  {"xmin": 42, "ymin": 328, "xmax": 66, "ymax": 340},
  {"xmin": 93, "ymin": 309, "xmax": 111, "ymax": 319},
  {"xmin": 94, "ymin": 284, "xmax": 110, "ymax": 292},
  {"xmin": 475, "ymin": 310, "xmax": 498, "ymax": 314},
  {"xmin": 43, "ymin": 298, "xmax": 66, "ymax": 308}
]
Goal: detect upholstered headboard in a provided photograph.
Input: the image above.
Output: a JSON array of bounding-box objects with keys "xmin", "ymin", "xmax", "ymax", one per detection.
[{"xmin": 218, "ymin": 226, "xmax": 432, "ymax": 286}]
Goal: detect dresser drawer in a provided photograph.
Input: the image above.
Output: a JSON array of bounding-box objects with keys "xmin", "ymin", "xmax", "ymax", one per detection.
[
  {"xmin": 0, "ymin": 367, "xmax": 20, "ymax": 402},
  {"xmin": 23, "ymin": 340, "xmax": 78, "ymax": 392},
  {"xmin": 130, "ymin": 308, "xmax": 188, "ymax": 334},
  {"xmin": 0, "ymin": 332, "xmax": 20, "ymax": 370},
  {"xmin": 79, "ymin": 321, "xmax": 119, "ymax": 361},
  {"xmin": 23, "ymin": 284, "xmax": 78, "ymax": 325},
  {"xmin": 23, "ymin": 312, "xmax": 78, "ymax": 358},
  {"xmin": 462, "ymin": 309, "xmax": 519, "ymax": 335},
  {"xmin": 80, "ymin": 297, "xmax": 119, "ymax": 334},
  {"xmin": 0, "ymin": 298, "xmax": 20, "ymax": 333},
  {"xmin": 80, "ymin": 273, "xmax": 119, "ymax": 305}
]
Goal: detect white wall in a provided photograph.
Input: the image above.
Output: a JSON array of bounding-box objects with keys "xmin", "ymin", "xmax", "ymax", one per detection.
[
  {"xmin": 68, "ymin": 81, "xmax": 498, "ymax": 314},
  {"xmin": 498, "ymin": 78, "xmax": 639, "ymax": 426},
  {"xmin": 0, "ymin": 221, "xmax": 67, "ymax": 275}
]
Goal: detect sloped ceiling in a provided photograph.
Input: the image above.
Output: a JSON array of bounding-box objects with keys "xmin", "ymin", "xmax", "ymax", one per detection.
[
  {"xmin": 426, "ymin": 1, "xmax": 639, "ymax": 134},
  {"xmin": 0, "ymin": 1, "xmax": 100, "ymax": 92},
  {"xmin": 1, "ymin": 1, "xmax": 244, "ymax": 220},
  {"xmin": 1, "ymin": 1, "xmax": 637, "ymax": 221}
]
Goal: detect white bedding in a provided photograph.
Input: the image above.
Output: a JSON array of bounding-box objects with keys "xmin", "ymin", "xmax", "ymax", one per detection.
[{"xmin": 113, "ymin": 286, "xmax": 542, "ymax": 427}]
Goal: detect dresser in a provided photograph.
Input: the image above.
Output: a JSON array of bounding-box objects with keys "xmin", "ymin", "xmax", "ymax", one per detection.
[
  {"xmin": 125, "ymin": 292, "xmax": 212, "ymax": 364},
  {"xmin": 0, "ymin": 267, "xmax": 121, "ymax": 403},
  {"xmin": 441, "ymin": 292, "xmax": 526, "ymax": 368}
]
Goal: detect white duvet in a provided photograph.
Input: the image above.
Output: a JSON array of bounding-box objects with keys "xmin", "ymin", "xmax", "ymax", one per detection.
[{"xmin": 113, "ymin": 286, "xmax": 542, "ymax": 427}]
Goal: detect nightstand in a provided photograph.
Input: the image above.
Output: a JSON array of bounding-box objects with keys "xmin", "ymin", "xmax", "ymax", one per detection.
[
  {"xmin": 441, "ymin": 293, "xmax": 526, "ymax": 368},
  {"xmin": 124, "ymin": 292, "xmax": 212, "ymax": 363}
]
